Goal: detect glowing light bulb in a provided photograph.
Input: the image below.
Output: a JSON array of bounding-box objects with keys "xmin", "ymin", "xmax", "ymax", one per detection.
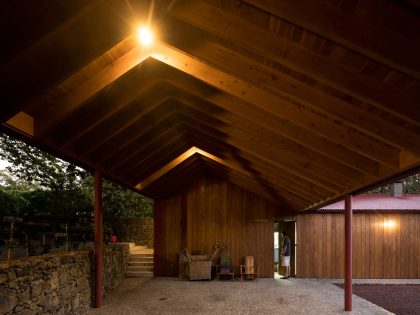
[
  {"xmin": 383, "ymin": 220, "xmax": 396, "ymax": 228},
  {"xmin": 137, "ymin": 27, "xmax": 153, "ymax": 46}
]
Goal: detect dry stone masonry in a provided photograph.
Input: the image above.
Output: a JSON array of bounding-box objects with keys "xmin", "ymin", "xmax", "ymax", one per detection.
[
  {"xmin": 102, "ymin": 244, "xmax": 129, "ymax": 294},
  {"xmin": 111, "ymin": 218, "xmax": 153, "ymax": 248},
  {"xmin": 0, "ymin": 243, "xmax": 129, "ymax": 314},
  {"xmin": 0, "ymin": 251, "xmax": 91, "ymax": 314}
]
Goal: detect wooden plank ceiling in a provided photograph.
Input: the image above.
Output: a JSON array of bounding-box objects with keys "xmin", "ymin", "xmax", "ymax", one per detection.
[{"xmin": 1, "ymin": 0, "xmax": 419, "ymax": 212}]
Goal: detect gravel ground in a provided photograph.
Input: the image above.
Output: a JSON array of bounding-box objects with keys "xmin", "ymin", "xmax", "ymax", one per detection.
[{"xmin": 87, "ymin": 277, "xmax": 394, "ymax": 315}]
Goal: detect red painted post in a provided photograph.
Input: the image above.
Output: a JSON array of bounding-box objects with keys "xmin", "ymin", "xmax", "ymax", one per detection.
[
  {"xmin": 345, "ymin": 195, "xmax": 352, "ymax": 311},
  {"xmin": 94, "ymin": 170, "xmax": 103, "ymax": 308},
  {"xmin": 153, "ymin": 200, "xmax": 161, "ymax": 277}
]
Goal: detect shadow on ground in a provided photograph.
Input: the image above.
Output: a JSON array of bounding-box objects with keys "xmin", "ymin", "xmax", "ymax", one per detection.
[
  {"xmin": 88, "ymin": 277, "xmax": 393, "ymax": 315},
  {"xmin": 336, "ymin": 284, "xmax": 420, "ymax": 315}
]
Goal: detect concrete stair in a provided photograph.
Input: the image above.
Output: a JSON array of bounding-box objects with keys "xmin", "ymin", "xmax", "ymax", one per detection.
[{"xmin": 126, "ymin": 244, "xmax": 154, "ymax": 278}]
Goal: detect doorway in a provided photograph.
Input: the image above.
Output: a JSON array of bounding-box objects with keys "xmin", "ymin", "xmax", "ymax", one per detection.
[
  {"xmin": 277, "ymin": 220, "xmax": 296, "ymax": 277},
  {"xmin": 273, "ymin": 222, "xmax": 280, "ymax": 277}
]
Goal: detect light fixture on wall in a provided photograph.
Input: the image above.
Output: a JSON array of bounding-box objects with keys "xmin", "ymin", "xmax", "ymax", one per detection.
[{"xmin": 383, "ymin": 220, "xmax": 396, "ymax": 229}]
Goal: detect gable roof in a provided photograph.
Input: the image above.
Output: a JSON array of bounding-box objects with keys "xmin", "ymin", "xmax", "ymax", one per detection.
[
  {"xmin": 318, "ymin": 194, "xmax": 420, "ymax": 212},
  {"xmin": 1, "ymin": 1, "xmax": 419, "ymax": 213}
]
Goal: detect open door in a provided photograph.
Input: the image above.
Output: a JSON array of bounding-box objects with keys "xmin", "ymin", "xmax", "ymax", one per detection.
[{"xmin": 279, "ymin": 220, "xmax": 296, "ymax": 277}]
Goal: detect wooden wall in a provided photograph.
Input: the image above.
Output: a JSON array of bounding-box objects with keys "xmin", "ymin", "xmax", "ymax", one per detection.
[
  {"xmin": 295, "ymin": 213, "xmax": 420, "ymax": 278},
  {"xmin": 154, "ymin": 176, "xmax": 277, "ymax": 277}
]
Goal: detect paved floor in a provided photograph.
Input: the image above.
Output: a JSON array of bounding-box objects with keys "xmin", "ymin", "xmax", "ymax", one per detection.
[{"xmin": 86, "ymin": 277, "xmax": 413, "ymax": 315}]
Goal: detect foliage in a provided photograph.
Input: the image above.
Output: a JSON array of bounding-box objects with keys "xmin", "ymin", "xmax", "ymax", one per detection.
[
  {"xmin": 366, "ymin": 173, "xmax": 420, "ymax": 194},
  {"xmin": 0, "ymin": 189, "xmax": 30, "ymax": 216},
  {"xmin": 0, "ymin": 132, "xmax": 153, "ymax": 218},
  {"xmin": 0, "ymin": 187, "xmax": 91, "ymax": 217},
  {"xmin": 82, "ymin": 176, "xmax": 154, "ymax": 218},
  {"xmin": 103, "ymin": 222, "xmax": 113, "ymax": 240},
  {"xmin": 0, "ymin": 170, "xmax": 39, "ymax": 191},
  {"xmin": 403, "ymin": 173, "xmax": 420, "ymax": 193},
  {"xmin": 367, "ymin": 184, "xmax": 391, "ymax": 194},
  {"xmin": 0, "ymin": 133, "xmax": 87, "ymax": 192},
  {"xmin": 102, "ymin": 180, "xmax": 153, "ymax": 218}
]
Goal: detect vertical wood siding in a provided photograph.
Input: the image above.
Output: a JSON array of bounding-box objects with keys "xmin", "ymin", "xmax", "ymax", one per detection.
[
  {"xmin": 295, "ymin": 213, "xmax": 420, "ymax": 278},
  {"xmin": 154, "ymin": 177, "xmax": 276, "ymax": 277},
  {"xmin": 154, "ymin": 196, "xmax": 183, "ymax": 277}
]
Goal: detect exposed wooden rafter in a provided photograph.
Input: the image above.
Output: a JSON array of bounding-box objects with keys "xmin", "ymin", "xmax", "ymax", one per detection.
[
  {"xmin": 161, "ymin": 27, "xmax": 420, "ymax": 156},
  {"xmin": 243, "ymin": 0, "xmax": 420, "ymax": 80},
  {"xmin": 1, "ymin": 0, "xmax": 419, "ymax": 212},
  {"xmin": 169, "ymin": 0, "xmax": 420, "ymax": 126},
  {"xmin": 150, "ymin": 42, "xmax": 401, "ymax": 169}
]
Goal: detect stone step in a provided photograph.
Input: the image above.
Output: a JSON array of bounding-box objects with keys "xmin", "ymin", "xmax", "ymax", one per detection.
[
  {"xmin": 129, "ymin": 257, "xmax": 153, "ymax": 262},
  {"xmin": 130, "ymin": 245, "xmax": 147, "ymax": 249},
  {"xmin": 131, "ymin": 249, "xmax": 152, "ymax": 252},
  {"xmin": 127, "ymin": 265, "xmax": 154, "ymax": 272},
  {"xmin": 126, "ymin": 243, "xmax": 137, "ymax": 249},
  {"xmin": 130, "ymin": 246, "xmax": 149, "ymax": 251},
  {"xmin": 125, "ymin": 271, "xmax": 153, "ymax": 278},
  {"xmin": 128, "ymin": 261, "xmax": 154, "ymax": 266},
  {"xmin": 129, "ymin": 254, "xmax": 154, "ymax": 258},
  {"xmin": 129, "ymin": 261, "xmax": 153, "ymax": 266},
  {"xmin": 129, "ymin": 252, "xmax": 154, "ymax": 257},
  {"xmin": 129, "ymin": 246, "xmax": 153, "ymax": 251}
]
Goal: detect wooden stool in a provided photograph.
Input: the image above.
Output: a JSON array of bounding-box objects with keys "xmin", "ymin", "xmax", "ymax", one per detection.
[{"xmin": 240, "ymin": 256, "xmax": 258, "ymax": 281}]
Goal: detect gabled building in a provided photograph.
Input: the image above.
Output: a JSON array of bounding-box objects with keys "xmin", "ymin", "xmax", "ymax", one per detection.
[{"xmin": 285, "ymin": 186, "xmax": 420, "ymax": 278}]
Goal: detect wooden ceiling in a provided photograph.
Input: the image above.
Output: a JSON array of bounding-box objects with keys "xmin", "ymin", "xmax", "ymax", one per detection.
[{"xmin": 1, "ymin": 0, "xmax": 419, "ymax": 212}]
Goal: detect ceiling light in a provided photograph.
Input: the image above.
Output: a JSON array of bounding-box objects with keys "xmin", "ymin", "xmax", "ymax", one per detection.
[{"xmin": 137, "ymin": 26, "xmax": 153, "ymax": 46}]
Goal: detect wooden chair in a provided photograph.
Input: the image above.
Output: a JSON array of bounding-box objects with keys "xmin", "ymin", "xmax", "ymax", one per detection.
[
  {"xmin": 178, "ymin": 248, "xmax": 212, "ymax": 280},
  {"xmin": 187, "ymin": 257, "xmax": 212, "ymax": 281},
  {"xmin": 216, "ymin": 255, "xmax": 235, "ymax": 281},
  {"xmin": 240, "ymin": 256, "xmax": 258, "ymax": 281}
]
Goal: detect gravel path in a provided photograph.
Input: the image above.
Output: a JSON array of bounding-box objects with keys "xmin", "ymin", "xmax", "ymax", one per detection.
[{"xmin": 87, "ymin": 277, "xmax": 393, "ymax": 315}]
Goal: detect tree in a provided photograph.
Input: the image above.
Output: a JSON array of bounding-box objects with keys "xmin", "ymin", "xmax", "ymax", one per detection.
[
  {"xmin": 403, "ymin": 173, "xmax": 420, "ymax": 193},
  {"xmin": 0, "ymin": 170, "xmax": 38, "ymax": 191},
  {"xmin": 0, "ymin": 133, "xmax": 87, "ymax": 192},
  {"xmin": 0, "ymin": 132, "xmax": 153, "ymax": 218},
  {"xmin": 366, "ymin": 173, "xmax": 420, "ymax": 194},
  {"xmin": 83, "ymin": 176, "xmax": 153, "ymax": 218},
  {"xmin": 0, "ymin": 189, "xmax": 30, "ymax": 216}
]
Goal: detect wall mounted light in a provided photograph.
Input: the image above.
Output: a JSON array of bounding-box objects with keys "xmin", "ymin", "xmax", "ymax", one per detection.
[{"xmin": 383, "ymin": 220, "xmax": 396, "ymax": 229}]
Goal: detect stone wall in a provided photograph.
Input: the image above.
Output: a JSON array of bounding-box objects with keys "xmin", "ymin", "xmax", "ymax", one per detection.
[
  {"xmin": 102, "ymin": 243, "xmax": 129, "ymax": 294},
  {"xmin": 0, "ymin": 251, "xmax": 91, "ymax": 315},
  {"xmin": 0, "ymin": 243, "xmax": 129, "ymax": 314},
  {"xmin": 110, "ymin": 218, "xmax": 153, "ymax": 248}
]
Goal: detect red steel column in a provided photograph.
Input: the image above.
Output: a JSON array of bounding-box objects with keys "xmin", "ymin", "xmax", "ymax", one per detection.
[
  {"xmin": 153, "ymin": 200, "xmax": 161, "ymax": 277},
  {"xmin": 345, "ymin": 195, "xmax": 353, "ymax": 311},
  {"xmin": 94, "ymin": 170, "xmax": 103, "ymax": 308}
]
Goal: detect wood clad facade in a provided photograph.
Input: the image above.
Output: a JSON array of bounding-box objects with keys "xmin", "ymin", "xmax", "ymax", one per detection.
[
  {"xmin": 154, "ymin": 176, "xmax": 276, "ymax": 277},
  {"xmin": 294, "ymin": 213, "xmax": 420, "ymax": 278}
]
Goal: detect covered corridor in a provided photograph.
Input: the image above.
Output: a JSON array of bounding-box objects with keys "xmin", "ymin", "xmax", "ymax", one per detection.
[{"xmin": 1, "ymin": 1, "xmax": 419, "ymax": 312}]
